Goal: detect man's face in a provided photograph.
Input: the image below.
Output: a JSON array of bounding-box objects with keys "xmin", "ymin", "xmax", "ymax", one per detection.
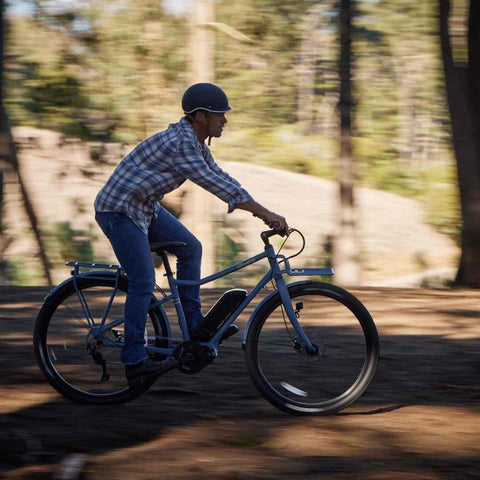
[{"xmin": 206, "ymin": 112, "xmax": 227, "ymax": 138}]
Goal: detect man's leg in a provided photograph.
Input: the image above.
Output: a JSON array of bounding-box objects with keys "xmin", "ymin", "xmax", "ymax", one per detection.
[
  {"xmin": 95, "ymin": 212, "xmax": 155, "ymax": 365},
  {"xmin": 148, "ymin": 206, "xmax": 203, "ymax": 332}
]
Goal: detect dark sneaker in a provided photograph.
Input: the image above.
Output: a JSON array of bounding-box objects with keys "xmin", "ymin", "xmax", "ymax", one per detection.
[{"xmin": 125, "ymin": 358, "xmax": 175, "ymax": 387}]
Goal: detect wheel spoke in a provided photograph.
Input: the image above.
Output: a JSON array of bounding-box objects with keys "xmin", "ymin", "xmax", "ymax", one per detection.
[
  {"xmin": 59, "ymin": 302, "xmax": 91, "ymax": 330},
  {"xmin": 255, "ymin": 340, "xmax": 296, "ymax": 348}
]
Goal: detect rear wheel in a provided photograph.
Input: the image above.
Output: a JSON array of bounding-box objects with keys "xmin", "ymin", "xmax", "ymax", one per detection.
[
  {"xmin": 245, "ymin": 282, "xmax": 379, "ymax": 415},
  {"xmin": 34, "ymin": 275, "xmax": 169, "ymax": 404}
]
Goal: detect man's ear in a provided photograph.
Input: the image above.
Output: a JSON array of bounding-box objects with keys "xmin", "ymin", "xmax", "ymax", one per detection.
[{"xmin": 195, "ymin": 111, "xmax": 207, "ymax": 125}]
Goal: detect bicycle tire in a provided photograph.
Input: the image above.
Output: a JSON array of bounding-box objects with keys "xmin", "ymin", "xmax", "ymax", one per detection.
[
  {"xmin": 34, "ymin": 275, "xmax": 169, "ymax": 405},
  {"xmin": 245, "ymin": 282, "xmax": 379, "ymax": 415}
]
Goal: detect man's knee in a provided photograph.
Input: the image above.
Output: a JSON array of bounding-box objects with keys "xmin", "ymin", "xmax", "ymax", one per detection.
[
  {"xmin": 182, "ymin": 237, "xmax": 202, "ymax": 261},
  {"xmin": 128, "ymin": 273, "xmax": 156, "ymax": 295},
  {"xmin": 191, "ymin": 238, "xmax": 202, "ymax": 259}
]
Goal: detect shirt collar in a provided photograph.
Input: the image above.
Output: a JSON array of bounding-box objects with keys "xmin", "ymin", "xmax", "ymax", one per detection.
[{"xmin": 179, "ymin": 117, "xmax": 202, "ymax": 146}]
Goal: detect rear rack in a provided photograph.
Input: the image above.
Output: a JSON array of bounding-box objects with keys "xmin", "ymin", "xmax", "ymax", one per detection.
[
  {"xmin": 65, "ymin": 261, "xmax": 124, "ymax": 271},
  {"xmin": 65, "ymin": 261, "xmax": 124, "ymax": 331}
]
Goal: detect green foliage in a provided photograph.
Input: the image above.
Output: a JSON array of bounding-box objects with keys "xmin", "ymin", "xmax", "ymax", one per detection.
[
  {"xmin": 215, "ymin": 220, "xmax": 270, "ymax": 287},
  {"xmin": 215, "ymin": 229, "xmax": 246, "ymax": 287},
  {"xmin": 420, "ymin": 168, "xmax": 461, "ymax": 244},
  {"xmin": 216, "ymin": 125, "xmax": 335, "ymax": 179},
  {"xmin": 5, "ymin": 2, "xmax": 187, "ymax": 141},
  {"xmin": 47, "ymin": 222, "xmax": 96, "ymax": 262},
  {"xmin": 3, "ymin": 0, "xmax": 460, "ymax": 243},
  {"xmin": 216, "ymin": 232, "xmax": 244, "ymax": 269},
  {"xmin": 4, "ymin": 257, "xmax": 39, "ymax": 286},
  {"xmin": 305, "ymin": 234, "xmax": 334, "ymax": 283}
]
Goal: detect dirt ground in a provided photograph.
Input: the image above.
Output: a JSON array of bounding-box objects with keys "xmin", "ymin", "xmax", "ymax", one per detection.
[{"xmin": 0, "ymin": 286, "xmax": 479, "ymax": 479}]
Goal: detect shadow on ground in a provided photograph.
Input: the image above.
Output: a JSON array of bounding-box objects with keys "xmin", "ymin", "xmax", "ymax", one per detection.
[{"xmin": 1, "ymin": 286, "xmax": 479, "ymax": 479}]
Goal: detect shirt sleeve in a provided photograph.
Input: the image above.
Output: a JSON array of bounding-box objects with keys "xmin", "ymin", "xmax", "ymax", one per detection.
[
  {"xmin": 175, "ymin": 139, "xmax": 253, "ymax": 213},
  {"xmin": 203, "ymin": 145, "xmax": 242, "ymax": 187}
]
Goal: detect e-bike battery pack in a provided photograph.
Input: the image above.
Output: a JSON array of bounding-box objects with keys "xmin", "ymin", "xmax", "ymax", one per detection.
[{"xmin": 194, "ymin": 289, "xmax": 247, "ymax": 340}]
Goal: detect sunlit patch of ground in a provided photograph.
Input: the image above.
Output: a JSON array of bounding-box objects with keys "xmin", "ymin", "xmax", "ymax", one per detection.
[
  {"xmin": 71, "ymin": 406, "xmax": 480, "ymax": 479},
  {"xmin": 1, "ymin": 286, "xmax": 479, "ymax": 479}
]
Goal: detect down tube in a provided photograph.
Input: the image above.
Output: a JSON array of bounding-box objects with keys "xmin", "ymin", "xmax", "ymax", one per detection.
[{"xmin": 210, "ymin": 269, "xmax": 275, "ymax": 344}]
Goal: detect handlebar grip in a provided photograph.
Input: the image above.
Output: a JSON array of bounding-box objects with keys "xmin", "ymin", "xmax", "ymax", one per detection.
[{"xmin": 261, "ymin": 229, "xmax": 280, "ymax": 245}]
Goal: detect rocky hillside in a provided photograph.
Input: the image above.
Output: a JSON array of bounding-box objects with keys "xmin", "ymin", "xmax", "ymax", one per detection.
[{"xmin": 2, "ymin": 127, "xmax": 458, "ymax": 286}]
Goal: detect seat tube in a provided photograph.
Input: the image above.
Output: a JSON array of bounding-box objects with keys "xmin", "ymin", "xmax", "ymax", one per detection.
[
  {"xmin": 160, "ymin": 252, "xmax": 190, "ymax": 340},
  {"xmin": 170, "ymin": 282, "xmax": 190, "ymax": 340}
]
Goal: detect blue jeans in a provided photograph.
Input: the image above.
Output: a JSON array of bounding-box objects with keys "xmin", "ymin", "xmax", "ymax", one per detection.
[{"xmin": 95, "ymin": 207, "xmax": 203, "ymax": 365}]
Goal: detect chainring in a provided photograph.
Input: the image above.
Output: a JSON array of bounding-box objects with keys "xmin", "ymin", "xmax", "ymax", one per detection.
[{"xmin": 173, "ymin": 341, "xmax": 215, "ymax": 374}]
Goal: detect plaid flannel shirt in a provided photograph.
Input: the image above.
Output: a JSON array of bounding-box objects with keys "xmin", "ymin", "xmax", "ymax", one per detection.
[{"xmin": 94, "ymin": 117, "xmax": 253, "ymax": 234}]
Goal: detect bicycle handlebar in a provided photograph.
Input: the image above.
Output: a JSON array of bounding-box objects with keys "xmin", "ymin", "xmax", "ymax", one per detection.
[{"xmin": 261, "ymin": 227, "xmax": 286, "ymax": 246}]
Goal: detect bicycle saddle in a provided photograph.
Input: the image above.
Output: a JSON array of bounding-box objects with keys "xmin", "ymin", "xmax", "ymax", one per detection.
[{"xmin": 150, "ymin": 241, "xmax": 186, "ymax": 253}]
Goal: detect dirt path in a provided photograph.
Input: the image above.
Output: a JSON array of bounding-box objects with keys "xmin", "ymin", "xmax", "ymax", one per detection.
[{"xmin": 1, "ymin": 286, "xmax": 479, "ymax": 479}]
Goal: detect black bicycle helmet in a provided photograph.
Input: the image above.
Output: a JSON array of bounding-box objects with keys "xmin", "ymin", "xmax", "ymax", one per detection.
[{"xmin": 182, "ymin": 83, "xmax": 232, "ymax": 114}]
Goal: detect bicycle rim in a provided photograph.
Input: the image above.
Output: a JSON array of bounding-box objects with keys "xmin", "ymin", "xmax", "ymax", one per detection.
[
  {"xmin": 40, "ymin": 279, "xmax": 164, "ymax": 400},
  {"xmin": 248, "ymin": 283, "xmax": 378, "ymax": 414}
]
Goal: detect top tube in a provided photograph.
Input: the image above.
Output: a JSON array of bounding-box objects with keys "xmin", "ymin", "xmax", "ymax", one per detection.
[
  {"xmin": 173, "ymin": 228, "xmax": 286, "ymax": 287},
  {"xmin": 174, "ymin": 250, "xmax": 271, "ymax": 286}
]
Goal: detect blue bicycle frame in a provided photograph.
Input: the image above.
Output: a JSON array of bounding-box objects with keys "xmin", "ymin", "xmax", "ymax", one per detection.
[{"xmin": 64, "ymin": 240, "xmax": 334, "ymax": 359}]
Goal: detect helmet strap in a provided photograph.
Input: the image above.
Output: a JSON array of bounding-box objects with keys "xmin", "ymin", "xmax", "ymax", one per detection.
[{"xmin": 206, "ymin": 112, "xmax": 212, "ymax": 146}]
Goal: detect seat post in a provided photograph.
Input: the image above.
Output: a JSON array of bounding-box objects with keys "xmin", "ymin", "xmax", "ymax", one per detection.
[{"xmin": 159, "ymin": 251, "xmax": 174, "ymax": 277}]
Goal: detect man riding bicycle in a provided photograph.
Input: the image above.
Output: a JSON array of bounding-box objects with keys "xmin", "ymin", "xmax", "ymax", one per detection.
[{"xmin": 94, "ymin": 83, "xmax": 288, "ymax": 385}]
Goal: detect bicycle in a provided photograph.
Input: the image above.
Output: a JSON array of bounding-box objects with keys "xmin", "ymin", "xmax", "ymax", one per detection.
[{"xmin": 34, "ymin": 228, "xmax": 379, "ymax": 415}]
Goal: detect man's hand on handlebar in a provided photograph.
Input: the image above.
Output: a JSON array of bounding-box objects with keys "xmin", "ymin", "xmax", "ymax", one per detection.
[
  {"xmin": 259, "ymin": 211, "xmax": 289, "ymax": 235},
  {"xmin": 234, "ymin": 199, "xmax": 289, "ymax": 235}
]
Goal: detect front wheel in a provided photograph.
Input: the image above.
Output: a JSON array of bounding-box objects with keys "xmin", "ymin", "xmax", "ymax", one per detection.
[
  {"xmin": 34, "ymin": 275, "xmax": 169, "ymax": 405},
  {"xmin": 245, "ymin": 282, "xmax": 379, "ymax": 415}
]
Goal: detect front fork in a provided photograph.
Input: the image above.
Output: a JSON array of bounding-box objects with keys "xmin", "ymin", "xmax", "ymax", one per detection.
[{"xmin": 274, "ymin": 276, "xmax": 317, "ymax": 355}]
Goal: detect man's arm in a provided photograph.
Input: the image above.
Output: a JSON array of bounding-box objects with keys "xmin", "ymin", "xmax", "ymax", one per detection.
[
  {"xmin": 177, "ymin": 142, "xmax": 288, "ymax": 232},
  {"xmin": 235, "ymin": 199, "xmax": 288, "ymax": 233},
  {"xmin": 203, "ymin": 146, "xmax": 242, "ymax": 187},
  {"xmin": 176, "ymin": 140, "xmax": 252, "ymax": 212}
]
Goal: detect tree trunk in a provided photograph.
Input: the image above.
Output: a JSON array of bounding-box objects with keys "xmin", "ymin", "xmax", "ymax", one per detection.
[
  {"xmin": 297, "ymin": 4, "xmax": 324, "ymax": 133},
  {"xmin": 185, "ymin": 0, "xmax": 216, "ymax": 279},
  {"xmin": 334, "ymin": 0, "xmax": 360, "ymax": 285},
  {"xmin": 396, "ymin": 58, "xmax": 417, "ymax": 170},
  {"xmin": 0, "ymin": 0, "xmax": 53, "ymax": 285},
  {"xmin": 190, "ymin": 0, "xmax": 214, "ymax": 83},
  {"xmin": 439, "ymin": 0, "xmax": 480, "ymax": 286},
  {"xmin": 297, "ymin": 2, "xmax": 336, "ymax": 136}
]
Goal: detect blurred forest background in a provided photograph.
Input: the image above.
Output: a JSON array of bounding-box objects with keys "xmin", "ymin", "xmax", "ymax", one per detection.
[{"xmin": 0, "ymin": 0, "xmax": 478, "ymax": 288}]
